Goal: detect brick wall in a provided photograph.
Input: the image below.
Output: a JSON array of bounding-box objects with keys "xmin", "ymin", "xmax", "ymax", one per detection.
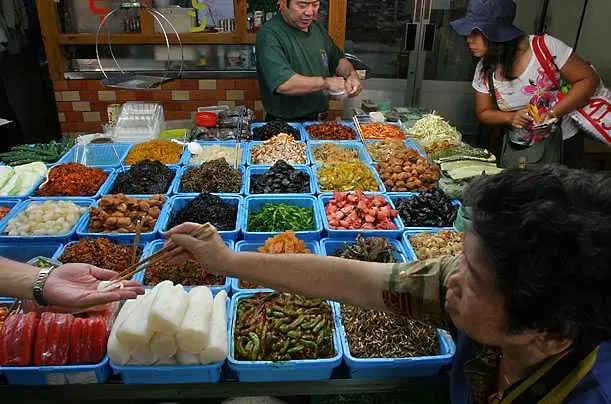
[{"xmin": 53, "ymin": 79, "xmax": 345, "ymax": 136}]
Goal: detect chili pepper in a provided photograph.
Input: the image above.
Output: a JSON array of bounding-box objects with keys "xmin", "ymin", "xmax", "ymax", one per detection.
[
  {"xmin": 248, "ymin": 332, "xmax": 260, "ymax": 361},
  {"xmin": 286, "ymin": 331, "xmax": 300, "ymax": 339},
  {"xmin": 286, "ymin": 345, "xmax": 304, "ymax": 354},
  {"xmin": 313, "ymin": 319, "xmax": 327, "ymax": 334}
]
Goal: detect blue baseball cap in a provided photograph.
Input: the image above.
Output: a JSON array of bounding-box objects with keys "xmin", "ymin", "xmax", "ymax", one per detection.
[{"xmin": 450, "ymin": 0, "xmax": 525, "ymax": 42}]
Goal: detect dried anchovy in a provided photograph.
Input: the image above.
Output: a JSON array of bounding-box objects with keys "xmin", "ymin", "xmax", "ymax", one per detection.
[
  {"xmin": 409, "ymin": 231, "xmax": 464, "ymax": 260},
  {"xmin": 334, "ymin": 235, "xmax": 398, "ymax": 263},
  {"xmin": 342, "ymin": 305, "xmax": 438, "ymax": 358},
  {"xmin": 250, "ymin": 134, "xmax": 307, "ymax": 165},
  {"xmin": 235, "ymin": 293, "xmax": 335, "ymax": 361}
]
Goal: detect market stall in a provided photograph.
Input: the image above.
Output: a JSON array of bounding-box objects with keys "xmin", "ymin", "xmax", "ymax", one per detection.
[{"xmin": 0, "ymin": 104, "xmax": 501, "ymax": 400}]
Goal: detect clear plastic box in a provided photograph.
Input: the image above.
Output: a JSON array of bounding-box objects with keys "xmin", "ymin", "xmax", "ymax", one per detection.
[{"xmin": 113, "ymin": 102, "xmax": 164, "ymax": 143}]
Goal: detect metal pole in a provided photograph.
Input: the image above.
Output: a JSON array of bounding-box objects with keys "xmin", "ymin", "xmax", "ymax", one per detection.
[{"xmin": 574, "ymin": 0, "xmax": 589, "ymax": 49}]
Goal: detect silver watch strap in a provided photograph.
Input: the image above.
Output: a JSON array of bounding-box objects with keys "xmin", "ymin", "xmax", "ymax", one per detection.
[{"xmin": 32, "ymin": 267, "xmax": 55, "ymax": 306}]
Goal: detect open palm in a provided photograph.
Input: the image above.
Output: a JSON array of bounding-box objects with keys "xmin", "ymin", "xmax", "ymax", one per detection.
[{"xmin": 43, "ymin": 263, "xmax": 144, "ymax": 308}]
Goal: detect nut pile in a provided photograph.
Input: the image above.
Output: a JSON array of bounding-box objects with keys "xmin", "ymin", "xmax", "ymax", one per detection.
[
  {"xmin": 408, "ymin": 231, "xmax": 464, "ymax": 260},
  {"xmin": 376, "ymin": 149, "xmax": 440, "ymax": 192},
  {"xmin": 311, "ymin": 143, "xmax": 360, "ymax": 164},
  {"xmin": 88, "ymin": 194, "xmax": 165, "ymax": 233},
  {"xmin": 306, "ymin": 122, "xmax": 356, "ymax": 140},
  {"xmin": 60, "ymin": 238, "xmax": 142, "ymax": 273},
  {"xmin": 250, "ymin": 134, "xmax": 307, "ymax": 165}
]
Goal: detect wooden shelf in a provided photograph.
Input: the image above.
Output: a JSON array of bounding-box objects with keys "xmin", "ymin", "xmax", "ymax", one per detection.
[{"xmin": 57, "ymin": 32, "xmax": 256, "ymax": 45}]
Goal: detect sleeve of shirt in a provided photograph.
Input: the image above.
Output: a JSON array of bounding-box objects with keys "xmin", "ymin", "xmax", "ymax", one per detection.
[
  {"xmin": 255, "ymin": 28, "xmax": 297, "ymax": 93},
  {"xmin": 382, "ymin": 255, "xmax": 461, "ymax": 327},
  {"xmin": 472, "ymin": 60, "xmax": 489, "ymax": 94},
  {"xmin": 544, "ymin": 34, "xmax": 573, "ymax": 69}
]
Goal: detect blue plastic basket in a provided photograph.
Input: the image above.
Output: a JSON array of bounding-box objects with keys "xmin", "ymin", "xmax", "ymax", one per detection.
[
  {"xmin": 58, "ymin": 143, "xmax": 132, "ymax": 168},
  {"xmin": 29, "ymin": 168, "xmax": 115, "ymax": 200},
  {"xmin": 172, "ymin": 165, "xmax": 246, "ymax": 197},
  {"xmin": 76, "ymin": 195, "xmax": 171, "ymax": 242},
  {"xmin": 335, "ymin": 304, "xmax": 455, "ymax": 379},
  {"xmin": 246, "ymin": 141, "xmax": 310, "ymax": 167},
  {"xmin": 134, "ymin": 238, "xmax": 233, "ymax": 295},
  {"xmin": 241, "ymin": 195, "xmax": 322, "ymax": 241},
  {"xmin": 250, "ymin": 122, "xmax": 307, "ymax": 142},
  {"xmin": 307, "ymin": 141, "xmax": 373, "ymax": 167},
  {"xmin": 387, "ymin": 193, "xmax": 461, "ymax": 231},
  {"xmin": 0, "ymin": 199, "xmax": 93, "ymax": 242},
  {"xmin": 303, "ymin": 121, "xmax": 359, "ymax": 142},
  {"xmin": 402, "ymin": 228, "xmax": 464, "ymax": 261},
  {"xmin": 363, "ymin": 139, "xmax": 428, "ymax": 161},
  {"xmin": 111, "ymin": 290, "xmax": 229, "ymax": 384},
  {"xmin": 245, "ymin": 165, "xmax": 315, "ymax": 196},
  {"xmin": 104, "ymin": 166, "xmax": 179, "ymax": 197},
  {"xmin": 318, "ymin": 193, "xmax": 403, "ymax": 239},
  {"xmin": 312, "ymin": 164, "xmax": 386, "ymax": 194},
  {"xmin": 231, "ymin": 240, "xmax": 321, "ymax": 294},
  {"xmin": 0, "ymin": 241, "xmax": 63, "ymax": 263},
  {"xmin": 179, "ymin": 141, "xmax": 247, "ymax": 167},
  {"xmin": 227, "ymin": 291, "xmax": 342, "ymax": 382},
  {"xmin": 0, "ymin": 356, "xmax": 113, "ymax": 385},
  {"xmin": 157, "ymin": 195, "xmax": 242, "ymax": 241},
  {"xmin": 319, "ymin": 237, "xmax": 411, "ymax": 263},
  {"xmin": 0, "ymin": 199, "xmax": 22, "ymax": 229}
]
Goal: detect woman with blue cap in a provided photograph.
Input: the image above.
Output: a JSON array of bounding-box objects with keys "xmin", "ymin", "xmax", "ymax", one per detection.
[{"xmin": 450, "ymin": 0, "xmax": 599, "ymax": 168}]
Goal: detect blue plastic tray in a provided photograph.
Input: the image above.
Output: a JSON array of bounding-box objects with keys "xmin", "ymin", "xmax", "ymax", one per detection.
[
  {"xmin": 30, "ymin": 167, "xmax": 115, "ymax": 200},
  {"xmin": 0, "ymin": 199, "xmax": 93, "ymax": 242},
  {"xmin": 231, "ymin": 240, "xmax": 321, "ymax": 294},
  {"xmin": 157, "ymin": 195, "xmax": 242, "ymax": 241},
  {"xmin": 245, "ymin": 165, "xmax": 315, "ymax": 196},
  {"xmin": 303, "ymin": 121, "xmax": 359, "ymax": 142},
  {"xmin": 363, "ymin": 139, "xmax": 428, "ymax": 161},
  {"xmin": 318, "ymin": 193, "xmax": 403, "ymax": 239},
  {"xmin": 104, "ymin": 166, "xmax": 179, "ymax": 197},
  {"xmin": 387, "ymin": 193, "xmax": 461, "ymax": 231},
  {"xmin": 320, "ymin": 237, "xmax": 412, "ymax": 262},
  {"xmin": 76, "ymin": 195, "xmax": 171, "ymax": 242},
  {"xmin": 134, "ymin": 238, "xmax": 233, "ymax": 295},
  {"xmin": 312, "ymin": 164, "xmax": 386, "ymax": 194},
  {"xmin": 179, "ymin": 141, "xmax": 247, "ymax": 167},
  {"xmin": 0, "ymin": 199, "xmax": 22, "ymax": 229},
  {"xmin": 246, "ymin": 141, "xmax": 310, "ymax": 167},
  {"xmin": 250, "ymin": 122, "xmax": 307, "ymax": 142},
  {"xmin": 52, "ymin": 238, "xmax": 150, "ymax": 275},
  {"xmin": 0, "ymin": 356, "xmax": 112, "ymax": 385},
  {"xmin": 172, "ymin": 165, "xmax": 246, "ymax": 197},
  {"xmin": 241, "ymin": 195, "xmax": 322, "ymax": 241},
  {"xmin": 0, "ymin": 241, "xmax": 63, "ymax": 263},
  {"xmin": 307, "ymin": 141, "xmax": 373, "ymax": 166},
  {"xmin": 335, "ymin": 304, "xmax": 455, "ymax": 379},
  {"xmin": 227, "ymin": 291, "xmax": 342, "ymax": 382},
  {"xmin": 402, "ymin": 228, "xmax": 463, "ymax": 261},
  {"xmin": 111, "ymin": 290, "xmax": 229, "ymax": 384},
  {"xmin": 58, "ymin": 143, "xmax": 132, "ymax": 168}
]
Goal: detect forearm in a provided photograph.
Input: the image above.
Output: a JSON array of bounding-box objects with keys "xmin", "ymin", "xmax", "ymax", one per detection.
[
  {"xmin": 276, "ymin": 74, "xmax": 328, "ymax": 96},
  {"xmin": 224, "ymin": 252, "xmax": 390, "ymax": 311},
  {"xmin": 477, "ymin": 109, "xmax": 513, "ymax": 126},
  {"xmin": 335, "ymin": 58, "xmax": 357, "ymax": 80},
  {"xmin": 553, "ymin": 76, "xmax": 598, "ymax": 117},
  {"xmin": 0, "ymin": 258, "xmax": 37, "ymax": 299}
]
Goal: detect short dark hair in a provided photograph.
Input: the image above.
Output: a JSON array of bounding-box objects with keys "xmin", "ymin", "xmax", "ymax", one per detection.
[{"xmin": 463, "ymin": 166, "xmax": 611, "ymax": 343}]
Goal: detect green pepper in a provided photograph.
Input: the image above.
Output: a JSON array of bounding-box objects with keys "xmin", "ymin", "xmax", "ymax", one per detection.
[{"xmin": 249, "ymin": 332, "xmax": 261, "ymax": 361}]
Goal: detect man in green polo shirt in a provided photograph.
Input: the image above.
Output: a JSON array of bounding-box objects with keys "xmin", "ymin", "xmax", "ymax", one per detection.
[{"xmin": 255, "ymin": 0, "xmax": 362, "ymax": 121}]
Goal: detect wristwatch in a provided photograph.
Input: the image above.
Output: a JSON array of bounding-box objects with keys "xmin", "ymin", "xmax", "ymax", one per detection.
[{"xmin": 32, "ymin": 267, "xmax": 55, "ymax": 306}]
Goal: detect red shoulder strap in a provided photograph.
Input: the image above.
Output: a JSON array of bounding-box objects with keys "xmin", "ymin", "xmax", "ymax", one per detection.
[{"xmin": 532, "ymin": 35, "xmax": 561, "ymax": 89}]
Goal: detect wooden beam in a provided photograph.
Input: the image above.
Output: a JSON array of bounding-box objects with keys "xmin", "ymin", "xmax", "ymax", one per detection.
[
  {"xmin": 138, "ymin": 0, "xmax": 154, "ymax": 35},
  {"xmin": 36, "ymin": 0, "xmax": 65, "ymax": 81},
  {"xmin": 328, "ymin": 0, "xmax": 347, "ymax": 49},
  {"xmin": 235, "ymin": 0, "xmax": 248, "ymax": 41}
]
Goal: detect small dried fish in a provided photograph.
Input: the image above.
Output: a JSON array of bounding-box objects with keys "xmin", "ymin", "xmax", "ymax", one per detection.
[{"xmin": 342, "ymin": 305, "xmax": 438, "ymax": 358}]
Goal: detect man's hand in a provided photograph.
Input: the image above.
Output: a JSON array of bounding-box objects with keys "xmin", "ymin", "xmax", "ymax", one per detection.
[
  {"xmin": 345, "ymin": 74, "xmax": 362, "ymax": 97},
  {"xmin": 43, "ymin": 264, "xmax": 145, "ymax": 308},
  {"xmin": 166, "ymin": 222, "xmax": 234, "ymax": 275},
  {"xmin": 324, "ymin": 76, "xmax": 346, "ymax": 94}
]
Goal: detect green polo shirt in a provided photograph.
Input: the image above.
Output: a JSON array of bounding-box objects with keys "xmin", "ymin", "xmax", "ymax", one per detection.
[{"xmin": 255, "ymin": 13, "xmax": 344, "ymax": 119}]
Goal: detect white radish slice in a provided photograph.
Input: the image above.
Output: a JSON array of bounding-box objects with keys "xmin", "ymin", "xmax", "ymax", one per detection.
[
  {"xmin": 198, "ymin": 290, "xmax": 228, "ymax": 364},
  {"xmin": 176, "ymin": 286, "xmax": 213, "ymax": 353}
]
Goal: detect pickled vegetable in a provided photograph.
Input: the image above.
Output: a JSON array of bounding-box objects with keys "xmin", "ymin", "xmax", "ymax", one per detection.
[
  {"xmin": 365, "ymin": 140, "xmax": 411, "ymax": 161},
  {"xmin": 394, "ymin": 189, "xmax": 458, "ymax": 227},
  {"xmin": 306, "ymin": 122, "xmax": 356, "ymax": 140},
  {"xmin": 360, "ymin": 123, "xmax": 405, "ymax": 140},
  {"xmin": 248, "ymin": 203, "xmax": 315, "ymax": 233},
  {"xmin": 334, "ymin": 235, "xmax": 399, "ymax": 263},
  {"xmin": 324, "ymin": 192, "xmax": 398, "ymax": 230},
  {"xmin": 317, "ymin": 161, "xmax": 380, "ymax": 192},
  {"xmin": 312, "ymin": 143, "xmax": 360, "ymax": 164},
  {"xmin": 124, "ymin": 139, "xmax": 183, "ymax": 165},
  {"xmin": 250, "ymin": 134, "xmax": 307, "ymax": 165},
  {"xmin": 376, "ymin": 149, "xmax": 440, "ymax": 192},
  {"xmin": 180, "ymin": 159, "xmax": 242, "ymax": 194}
]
